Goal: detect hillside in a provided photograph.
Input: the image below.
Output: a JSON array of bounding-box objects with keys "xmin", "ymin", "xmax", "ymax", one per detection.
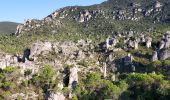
[
  {"xmin": 0, "ymin": 21, "xmax": 19, "ymax": 34},
  {"xmin": 15, "ymin": 0, "xmax": 170, "ymax": 37},
  {"xmin": 0, "ymin": 0, "xmax": 170, "ymax": 100}
]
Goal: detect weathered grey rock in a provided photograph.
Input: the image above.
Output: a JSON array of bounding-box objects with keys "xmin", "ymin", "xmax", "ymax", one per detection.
[
  {"xmin": 78, "ymin": 10, "xmax": 92, "ymax": 23},
  {"xmin": 155, "ymin": 1, "xmax": 162, "ymax": 11},
  {"xmin": 47, "ymin": 92, "xmax": 65, "ymax": 100},
  {"xmin": 111, "ymin": 74, "xmax": 116, "ymax": 82},
  {"xmin": 124, "ymin": 53, "xmax": 133, "ymax": 66},
  {"xmin": 30, "ymin": 41, "xmax": 53, "ymax": 58},
  {"xmin": 126, "ymin": 39, "xmax": 138, "ymax": 49},
  {"xmin": 15, "ymin": 24, "xmax": 24, "ymax": 36},
  {"xmin": 60, "ymin": 41, "xmax": 79, "ymax": 56},
  {"xmin": 10, "ymin": 92, "xmax": 38, "ymax": 100},
  {"xmin": 145, "ymin": 36, "xmax": 152, "ymax": 48},
  {"xmin": 134, "ymin": 40, "xmax": 139, "ymax": 50},
  {"xmin": 159, "ymin": 40, "xmax": 165, "ymax": 50},
  {"xmin": 106, "ymin": 37, "xmax": 118, "ymax": 49},
  {"xmin": 164, "ymin": 31, "xmax": 170, "ymax": 48},
  {"xmin": 140, "ymin": 34, "xmax": 146, "ymax": 43},
  {"xmin": 155, "ymin": 1, "xmax": 162, "ymax": 8},
  {"xmin": 127, "ymin": 40, "xmax": 134, "ymax": 48},
  {"xmin": 103, "ymin": 63, "xmax": 107, "ymax": 78},
  {"xmin": 151, "ymin": 51, "xmax": 158, "ymax": 61},
  {"xmin": 77, "ymin": 50, "xmax": 86, "ymax": 60},
  {"xmin": 78, "ymin": 13, "xmax": 85, "ymax": 22},
  {"xmin": 159, "ymin": 49, "xmax": 170, "ymax": 60},
  {"xmin": 68, "ymin": 67, "xmax": 78, "ymax": 90},
  {"xmin": 0, "ymin": 53, "xmax": 18, "ymax": 69},
  {"xmin": 131, "ymin": 65, "xmax": 136, "ymax": 72}
]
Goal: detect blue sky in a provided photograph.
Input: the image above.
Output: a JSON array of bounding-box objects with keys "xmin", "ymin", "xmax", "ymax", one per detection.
[{"xmin": 0, "ymin": 0, "xmax": 106, "ymax": 23}]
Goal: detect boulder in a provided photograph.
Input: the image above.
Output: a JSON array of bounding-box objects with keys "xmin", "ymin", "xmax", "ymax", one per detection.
[
  {"xmin": 60, "ymin": 41, "xmax": 79, "ymax": 56},
  {"xmin": 30, "ymin": 41, "xmax": 53, "ymax": 58},
  {"xmin": 124, "ymin": 53, "xmax": 133, "ymax": 66},
  {"xmin": 159, "ymin": 40, "xmax": 165, "ymax": 49},
  {"xmin": 15, "ymin": 24, "xmax": 24, "ymax": 36},
  {"xmin": 151, "ymin": 51, "xmax": 158, "ymax": 61},
  {"xmin": 68, "ymin": 67, "xmax": 78, "ymax": 90},
  {"xmin": 111, "ymin": 74, "xmax": 116, "ymax": 82},
  {"xmin": 145, "ymin": 36, "xmax": 152, "ymax": 48},
  {"xmin": 106, "ymin": 37, "xmax": 118, "ymax": 49},
  {"xmin": 159, "ymin": 49, "xmax": 170, "ymax": 60},
  {"xmin": 78, "ymin": 10, "xmax": 92, "ymax": 23},
  {"xmin": 47, "ymin": 92, "xmax": 65, "ymax": 100},
  {"xmin": 0, "ymin": 53, "xmax": 17, "ymax": 69}
]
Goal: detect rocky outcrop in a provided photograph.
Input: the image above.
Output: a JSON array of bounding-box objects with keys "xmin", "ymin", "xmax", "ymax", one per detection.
[
  {"xmin": 124, "ymin": 53, "xmax": 133, "ymax": 66},
  {"xmin": 106, "ymin": 37, "xmax": 118, "ymax": 50},
  {"xmin": 68, "ymin": 67, "xmax": 78, "ymax": 98},
  {"xmin": 9, "ymin": 92, "xmax": 39, "ymax": 100},
  {"xmin": 159, "ymin": 49, "xmax": 170, "ymax": 60},
  {"xmin": 145, "ymin": 36, "xmax": 152, "ymax": 48},
  {"xmin": 30, "ymin": 41, "xmax": 53, "ymax": 58},
  {"xmin": 68, "ymin": 67, "xmax": 78, "ymax": 90},
  {"xmin": 78, "ymin": 10, "xmax": 92, "ymax": 23},
  {"xmin": 15, "ymin": 24, "xmax": 24, "ymax": 36},
  {"xmin": 158, "ymin": 31, "xmax": 170, "ymax": 50},
  {"xmin": 47, "ymin": 92, "xmax": 65, "ymax": 100},
  {"xmin": 60, "ymin": 41, "xmax": 79, "ymax": 56},
  {"xmin": 151, "ymin": 51, "xmax": 158, "ymax": 61},
  {"xmin": 0, "ymin": 53, "xmax": 18, "ymax": 69}
]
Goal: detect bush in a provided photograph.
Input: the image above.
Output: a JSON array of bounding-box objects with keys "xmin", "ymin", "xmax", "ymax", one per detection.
[
  {"xmin": 3, "ymin": 66, "xmax": 18, "ymax": 74},
  {"xmin": 86, "ymin": 72, "xmax": 101, "ymax": 84},
  {"xmin": 126, "ymin": 73, "xmax": 154, "ymax": 85},
  {"xmin": 1, "ymin": 81, "xmax": 15, "ymax": 90},
  {"xmin": 72, "ymin": 95, "xmax": 78, "ymax": 100},
  {"xmin": 24, "ymin": 69, "xmax": 32, "ymax": 77},
  {"xmin": 39, "ymin": 65, "xmax": 55, "ymax": 84},
  {"xmin": 152, "ymin": 60, "xmax": 162, "ymax": 67},
  {"xmin": 63, "ymin": 87, "xmax": 70, "ymax": 96},
  {"xmin": 163, "ymin": 60, "xmax": 170, "ymax": 66},
  {"xmin": 77, "ymin": 60, "xmax": 89, "ymax": 67}
]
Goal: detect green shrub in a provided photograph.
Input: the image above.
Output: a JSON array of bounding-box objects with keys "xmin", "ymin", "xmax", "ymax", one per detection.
[
  {"xmin": 3, "ymin": 66, "xmax": 17, "ymax": 74},
  {"xmin": 163, "ymin": 60, "xmax": 170, "ymax": 66},
  {"xmin": 77, "ymin": 60, "xmax": 89, "ymax": 67},
  {"xmin": 126, "ymin": 73, "xmax": 154, "ymax": 85},
  {"xmin": 0, "ymin": 91, "xmax": 11, "ymax": 99},
  {"xmin": 72, "ymin": 95, "xmax": 78, "ymax": 100},
  {"xmin": 39, "ymin": 65, "xmax": 55, "ymax": 83},
  {"xmin": 86, "ymin": 72, "xmax": 101, "ymax": 83},
  {"xmin": 152, "ymin": 60, "xmax": 162, "ymax": 67},
  {"xmin": 63, "ymin": 87, "xmax": 70, "ymax": 96},
  {"xmin": 24, "ymin": 69, "xmax": 32, "ymax": 76},
  {"xmin": 1, "ymin": 81, "xmax": 15, "ymax": 90},
  {"xmin": 21, "ymin": 80, "xmax": 31, "ymax": 87}
]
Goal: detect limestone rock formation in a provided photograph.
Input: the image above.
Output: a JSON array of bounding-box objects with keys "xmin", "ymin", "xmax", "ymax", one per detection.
[
  {"xmin": 30, "ymin": 41, "xmax": 53, "ymax": 58},
  {"xmin": 68, "ymin": 67, "xmax": 78, "ymax": 90},
  {"xmin": 78, "ymin": 10, "xmax": 92, "ymax": 23},
  {"xmin": 159, "ymin": 40, "xmax": 165, "ymax": 50},
  {"xmin": 159, "ymin": 49, "xmax": 170, "ymax": 60},
  {"xmin": 124, "ymin": 53, "xmax": 133, "ymax": 66},
  {"xmin": 15, "ymin": 24, "xmax": 24, "ymax": 36},
  {"xmin": 0, "ymin": 53, "xmax": 18, "ymax": 69},
  {"xmin": 145, "ymin": 36, "xmax": 152, "ymax": 48},
  {"xmin": 151, "ymin": 51, "xmax": 158, "ymax": 61},
  {"xmin": 106, "ymin": 37, "xmax": 118, "ymax": 50},
  {"xmin": 47, "ymin": 92, "xmax": 65, "ymax": 100},
  {"xmin": 68, "ymin": 67, "xmax": 78, "ymax": 98}
]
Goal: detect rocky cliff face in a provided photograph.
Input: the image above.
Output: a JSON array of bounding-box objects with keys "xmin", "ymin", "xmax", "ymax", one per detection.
[{"xmin": 15, "ymin": 0, "xmax": 170, "ymax": 36}]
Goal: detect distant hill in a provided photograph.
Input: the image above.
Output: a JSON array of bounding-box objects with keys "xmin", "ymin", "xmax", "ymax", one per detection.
[
  {"xmin": 0, "ymin": 21, "xmax": 20, "ymax": 34},
  {"xmin": 17, "ymin": 0, "xmax": 170, "ymax": 37}
]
